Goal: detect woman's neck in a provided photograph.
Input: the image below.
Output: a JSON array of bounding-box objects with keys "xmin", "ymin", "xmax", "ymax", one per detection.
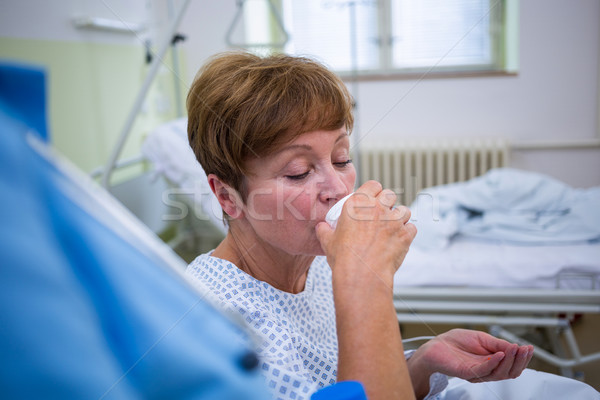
[{"xmin": 211, "ymin": 225, "xmax": 315, "ymax": 294}]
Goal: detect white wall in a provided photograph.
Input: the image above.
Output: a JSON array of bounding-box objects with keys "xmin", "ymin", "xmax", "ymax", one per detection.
[
  {"xmin": 0, "ymin": 0, "xmax": 147, "ymax": 44},
  {"xmin": 2, "ymin": 0, "xmax": 598, "ymax": 188},
  {"xmin": 179, "ymin": 0, "xmax": 600, "ymax": 188},
  {"xmin": 350, "ymin": 0, "xmax": 600, "ymax": 188},
  {"xmin": 179, "ymin": 0, "xmax": 238, "ymax": 82},
  {"xmin": 0, "ymin": 0, "xmax": 183, "ymax": 179}
]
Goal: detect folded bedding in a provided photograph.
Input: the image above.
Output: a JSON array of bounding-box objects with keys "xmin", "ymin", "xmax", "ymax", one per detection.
[{"xmin": 410, "ymin": 168, "xmax": 600, "ymax": 250}]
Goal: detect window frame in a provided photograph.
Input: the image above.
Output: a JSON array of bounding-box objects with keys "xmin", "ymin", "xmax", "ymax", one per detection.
[{"xmin": 241, "ymin": 0, "xmax": 517, "ymax": 80}]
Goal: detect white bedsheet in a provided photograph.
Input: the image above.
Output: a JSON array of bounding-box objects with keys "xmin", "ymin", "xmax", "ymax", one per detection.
[
  {"xmin": 142, "ymin": 118, "xmax": 226, "ymax": 234},
  {"xmin": 410, "ymin": 168, "xmax": 600, "ymax": 251},
  {"xmin": 441, "ymin": 369, "xmax": 600, "ymax": 399},
  {"xmin": 395, "ymin": 237, "xmax": 600, "ymax": 290}
]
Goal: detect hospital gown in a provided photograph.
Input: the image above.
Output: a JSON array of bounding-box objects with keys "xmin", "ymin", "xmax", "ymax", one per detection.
[
  {"xmin": 187, "ymin": 253, "xmax": 448, "ymax": 400},
  {"xmin": 187, "ymin": 253, "xmax": 600, "ymax": 400}
]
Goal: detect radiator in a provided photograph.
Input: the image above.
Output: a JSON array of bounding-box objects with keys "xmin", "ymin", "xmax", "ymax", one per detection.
[{"xmin": 356, "ymin": 138, "xmax": 509, "ymax": 206}]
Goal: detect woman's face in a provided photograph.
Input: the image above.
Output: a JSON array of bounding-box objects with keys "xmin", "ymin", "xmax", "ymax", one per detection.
[{"xmin": 241, "ymin": 127, "xmax": 356, "ymax": 256}]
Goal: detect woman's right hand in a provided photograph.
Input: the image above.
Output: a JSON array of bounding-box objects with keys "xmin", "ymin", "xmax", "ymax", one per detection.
[
  {"xmin": 317, "ymin": 180, "xmax": 418, "ymax": 400},
  {"xmin": 316, "ymin": 180, "xmax": 417, "ymax": 286}
]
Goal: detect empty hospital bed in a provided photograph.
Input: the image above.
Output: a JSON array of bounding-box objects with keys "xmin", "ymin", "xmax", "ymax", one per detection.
[
  {"xmin": 394, "ymin": 238, "xmax": 600, "ymax": 376},
  {"xmin": 393, "ymin": 168, "xmax": 600, "ymax": 377}
]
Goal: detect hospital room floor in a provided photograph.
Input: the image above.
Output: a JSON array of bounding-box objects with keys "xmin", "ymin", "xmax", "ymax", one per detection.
[{"xmin": 400, "ymin": 314, "xmax": 600, "ymax": 391}]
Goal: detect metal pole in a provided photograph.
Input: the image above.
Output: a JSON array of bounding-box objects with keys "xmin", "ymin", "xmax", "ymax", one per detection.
[
  {"xmin": 492, "ymin": 325, "xmax": 600, "ymax": 368},
  {"xmin": 168, "ymin": 0, "xmax": 184, "ymax": 118},
  {"xmin": 101, "ymin": 0, "xmax": 192, "ymax": 188},
  {"xmin": 349, "ymin": 1, "xmax": 362, "ymax": 185}
]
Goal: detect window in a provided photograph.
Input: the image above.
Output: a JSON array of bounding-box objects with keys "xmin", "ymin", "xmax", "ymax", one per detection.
[{"xmin": 240, "ymin": 0, "xmax": 515, "ymax": 77}]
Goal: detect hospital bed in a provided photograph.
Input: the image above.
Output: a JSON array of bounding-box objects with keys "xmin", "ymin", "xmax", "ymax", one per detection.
[
  {"xmin": 393, "ymin": 166, "xmax": 600, "ymax": 377},
  {"xmin": 394, "ymin": 238, "xmax": 600, "ymax": 377},
  {"xmin": 139, "ymin": 118, "xmax": 600, "ymax": 379}
]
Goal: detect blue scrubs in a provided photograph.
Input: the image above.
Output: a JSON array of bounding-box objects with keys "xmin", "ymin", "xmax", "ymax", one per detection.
[{"xmin": 0, "ymin": 63, "xmax": 267, "ymax": 399}]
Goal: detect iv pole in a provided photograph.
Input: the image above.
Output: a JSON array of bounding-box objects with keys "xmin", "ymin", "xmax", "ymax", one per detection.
[
  {"xmin": 101, "ymin": 0, "xmax": 192, "ymax": 188},
  {"xmin": 348, "ymin": 1, "xmax": 362, "ymax": 184}
]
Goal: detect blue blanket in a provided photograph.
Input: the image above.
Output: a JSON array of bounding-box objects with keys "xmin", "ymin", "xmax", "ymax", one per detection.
[{"xmin": 410, "ymin": 168, "xmax": 600, "ymax": 250}]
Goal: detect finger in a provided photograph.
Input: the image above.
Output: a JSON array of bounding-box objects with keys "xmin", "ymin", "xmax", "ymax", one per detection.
[
  {"xmin": 525, "ymin": 345, "xmax": 534, "ymax": 365},
  {"xmin": 400, "ymin": 222, "xmax": 418, "ymax": 243},
  {"xmin": 315, "ymin": 221, "xmax": 334, "ymax": 251},
  {"xmin": 477, "ymin": 332, "xmax": 520, "ymax": 354},
  {"xmin": 377, "ymin": 189, "xmax": 397, "ymax": 208},
  {"xmin": 508, "ymin": 346, "xmax": 533, "ymax": 379},
  {"xmin": 466, "ymin": 352, "xmax": 505, "ymax": 382},
  {"xmin": 355, "ymin": 180, "xmax": 383, "ymax": 197},
  {"xmin": 393, "ymin": 205, "xmax": 412, "ymax": 224},
  {"xmin": 484, "ymin": 343, "xmax": 519, "ymax": 381}
]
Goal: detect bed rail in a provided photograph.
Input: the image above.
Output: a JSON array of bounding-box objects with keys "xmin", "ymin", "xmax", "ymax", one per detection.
[{"xmin": 394, "ymin": 287, "xmax": 600, "ymax": 376}]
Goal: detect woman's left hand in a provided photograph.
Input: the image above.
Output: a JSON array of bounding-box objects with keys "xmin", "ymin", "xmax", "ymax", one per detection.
[{"xmin": 408, "ymin": 328, "xmax": 534, "ymax": 388}]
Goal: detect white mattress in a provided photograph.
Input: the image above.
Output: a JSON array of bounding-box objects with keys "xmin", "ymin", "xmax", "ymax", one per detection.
[{"xmin": 394, "ymin": 237, "xmax": 600, "ymax": 290}]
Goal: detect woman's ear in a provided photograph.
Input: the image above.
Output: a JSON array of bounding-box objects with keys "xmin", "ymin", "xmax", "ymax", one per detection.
[{"xmin": 207, "ymin": 174, "xmax": 244, "ymax": 219}]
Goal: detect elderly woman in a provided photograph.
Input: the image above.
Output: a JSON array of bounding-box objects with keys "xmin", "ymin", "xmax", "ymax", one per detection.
[{"xmin": 183, "ymin": 52, "xmax": 546, "ymax": 400}]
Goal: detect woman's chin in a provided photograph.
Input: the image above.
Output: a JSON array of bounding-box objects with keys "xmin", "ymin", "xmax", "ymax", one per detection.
[
  {"xmin": 294, "ymin": 239, "xmax": 327, "ymax": 257},
  {"xmin": 312, "ymin": 249, "xmax": 326, "ymax": 257},
  {"xmin": 309, "ymin": 242, "xmax": 327, "ymax": 257}
]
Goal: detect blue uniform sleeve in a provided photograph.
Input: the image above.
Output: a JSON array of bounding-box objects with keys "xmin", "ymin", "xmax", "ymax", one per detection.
[{"xmin": 0, "ymin": 62, "xmax": 270, "ymax": 400}]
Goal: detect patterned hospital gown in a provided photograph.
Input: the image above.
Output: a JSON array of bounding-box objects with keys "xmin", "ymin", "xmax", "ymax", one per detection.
[{"xmin": 187, "ymin": 253, "xmax": 447, "ymax": 400}]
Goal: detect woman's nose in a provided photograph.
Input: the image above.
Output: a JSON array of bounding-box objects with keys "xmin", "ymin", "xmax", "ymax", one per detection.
[{"xmin": 318, "ymin": 165, "xmax": 350, "ymax": 203}]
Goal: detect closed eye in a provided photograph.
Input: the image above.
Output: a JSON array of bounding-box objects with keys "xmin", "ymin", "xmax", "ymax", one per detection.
[
  {"xmin": 285, "ymin": 171, "xmax": 310, "ymax": 181},
  {"xmin": 334, "ymin": 159, "xmax": 353, "ymax": 168},
  {"xmin": 285, "ymin": 160, "xmax": 351, "ymax": 180}
]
